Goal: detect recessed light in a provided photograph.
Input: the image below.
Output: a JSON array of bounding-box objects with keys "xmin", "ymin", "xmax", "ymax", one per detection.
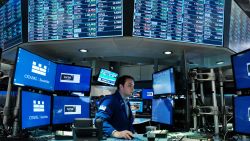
[
  {"xmin": 164, "ymin": 51, "xmax": 172, "ymax": 55},
  {"xmin": 79, "ymin": 49, "xmax": 88, "ymax": 53},
  {"xmin": 216, "ymin": 61, "xmax": 224, "ymax": 65}
]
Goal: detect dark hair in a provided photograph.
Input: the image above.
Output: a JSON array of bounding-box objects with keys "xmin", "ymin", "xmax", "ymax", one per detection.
[{"xmin": 116, "ymin": 75, "xmax": 134, "ymax": 89}]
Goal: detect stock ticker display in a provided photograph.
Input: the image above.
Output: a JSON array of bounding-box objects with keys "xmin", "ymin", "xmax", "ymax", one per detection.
[
  {"xmin": 229, "ymin": 0, "xmax": 250, "ymax": 53},
  {"xmin": 0, "ymin": 0, "xmax": 22, "ymax": 50},
  {"xmin": 28, "ymin": 0, "xmax": 123, "ymax": 41},
  {"xmin": 133, "ymin": 0, "xmax": 224, "ymax": 46}
]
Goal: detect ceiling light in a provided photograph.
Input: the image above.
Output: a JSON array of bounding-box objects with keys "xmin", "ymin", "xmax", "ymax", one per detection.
[
  {"xmin": 216, "ymin": 61, "xmax": 224, "ymax": 65},
  {"xmin": 164, "ymin": 51, "xmax": 172, "ymax": 55},
  {"xmin": 79, "ymin": 49, "xmax": 88, "ymax": 53}
]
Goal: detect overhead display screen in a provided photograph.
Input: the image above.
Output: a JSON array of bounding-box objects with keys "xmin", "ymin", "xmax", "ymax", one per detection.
[
  {"xmin": 229, "ymin": 0, "xmax": 250, "ymax": 53},
  {"xmin": 133, "ymin": 0, "xmax": 224, "ymax": 46},
  {"xmin": 28, "ymin": 0, "xmax": 123, "ymax": 41},
  {"xmin": 0, "ymin": 0, "xmax": 22, "ymax": 50}
]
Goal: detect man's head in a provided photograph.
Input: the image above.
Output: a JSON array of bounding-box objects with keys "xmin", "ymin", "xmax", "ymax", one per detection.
[{"xmin": 116, "ymin": 75, "xmax": 135, "ymax": 98}]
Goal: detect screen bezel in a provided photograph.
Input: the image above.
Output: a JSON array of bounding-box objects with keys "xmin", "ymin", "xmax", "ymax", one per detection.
[
  {"xmin": 231, "ymin": 48, "xmax": 250, "ymax": 91},
  {"xmin": 54, "ymin": 63, "xmax": 92, "ymax": 93},
  {"xmin": 233, "ymin": 95, "xmax": 250, "ymax": 135},
  {"xmin": 51, "ymin": 95, "xmax": 90, "ymax": 126},
  {"xmin": 152, "ymin": 67, "xmax": 176, "ymax": 95},
  {"xmin": 20, "ymin": 91, "xmax": 52, "ymax": 130},
  {"xmin": 97, "ymin": 68, "xmax": 118, "ymax": 86},
  {"xmin": 13, "ymin": 47, "xmax": 56, "ymax": 91}
]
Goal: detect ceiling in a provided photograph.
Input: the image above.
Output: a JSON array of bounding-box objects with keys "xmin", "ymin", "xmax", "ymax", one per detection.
[{"xmin": 2, "ymin": 37, "xmax": 234, "ymax": 69}]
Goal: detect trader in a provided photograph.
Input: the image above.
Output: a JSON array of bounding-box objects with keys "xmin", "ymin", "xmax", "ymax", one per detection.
[{"xmin": 95, "ymin": 75, "xmax": 135, "ymax": 140}]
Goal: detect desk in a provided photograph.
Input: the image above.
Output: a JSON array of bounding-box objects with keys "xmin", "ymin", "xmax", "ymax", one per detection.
[{"xmin": 133, "ymin": 118, "xmax": 150, "ymax": 125}]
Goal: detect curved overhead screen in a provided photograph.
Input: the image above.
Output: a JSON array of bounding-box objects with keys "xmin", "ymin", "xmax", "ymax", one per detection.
[
  {"xmin": 229, "ymin": 0, "xmax": 250, "ymax": 53},
  {"xmin": 133, "ymin": 0, "xmax": 224, "ymax": 46},
  {"xmin": 28, "ymin": 0, "xmax": 123, "ymax": 41},
  {"xmin": 0, "ymin": 0, "xmax": 22, "ymax": 50}
]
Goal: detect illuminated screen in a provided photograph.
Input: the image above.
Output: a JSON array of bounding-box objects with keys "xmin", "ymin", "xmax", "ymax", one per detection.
[
  {"xmin": 54, "ymin": 64, "xmax": 92, "ymax": 92},
  {"xmin": 152, "ymin": 98, "xmax": 173, "ymax": 125},
  {"xmin": 133, "ymin": 0, "xmax": 224, "ymax": 46},
  {"xmin": 234, "ymin": 96, "xmax": 250, "ymax": 135},
  {"xmin": 153, "ymin": 67, "xmax": 175, "ymax": 95},
  {"xmin": 0, "ymin": 0, "xmax": 22, "ymax": 50},
  {"xmin": 28, "ymin": 0, "xmax": 123, "ymax": 41},
  {"xmin": 13, "ymin": 48, "xmax": 56, "ymax": 91},
  {"xmin": 142, "ymin": 89, "xmax": 153, "ymax": 99},
  {"xmin": 97, "ymin": 69, "xmax": 118, "ymax": 86},
  {"xmin": 129, "ymin": 101, "xmax": 143, "ymax": 113},
  {"xmin": 231, "ymin": 50, "xmax": 250, "ymax": 90},
  {"xmin": 229, "ymin": 0, "xmax": 250, "ymax": 53},
  {"xmin": 21, "ymin": 91, "xmax": 51, "ymax": 129},
  {"xmin": 52, "ymin": 96, "xmax": 90, "ymax": 125}
]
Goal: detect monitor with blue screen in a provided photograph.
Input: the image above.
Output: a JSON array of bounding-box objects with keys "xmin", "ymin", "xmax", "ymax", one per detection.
[
  {"xmin": 13, "ymin": 48, "xmax": 56, "ymax": 91},
  {"xmin": 21, "ymin": 91, "xmax": 51, "ymax": 129},
  {"xmin": 142, "ymin": 89, "xmax": 153, "ymax": 99},
  {"xmin": 129, "ymin": 101, "xmax": 143, "ymax": 113},
  {"xmin": 54, "ymin": 64, "xmax": 92, "ymax": 92},
  {"xmin": 152, "ymin": 98, "xmax": 173, "ymax": 125},
  {"xmin": 97, "ymin": 69, "xmax": 118, "ymax": 86},
  {"xmin": 153, "ymin": 67, "xmax": 175, "ymax": 95},
  {"xmin": 233, "ymin": 96, "xmax": 250, "ymax": 135},
  {"xmin": 231, "ymin": 49, "xmax": 250, "ymax": 90},
  {"xmin": 52, "ymin": 96, "xmax": 90, "ymax": 125}
]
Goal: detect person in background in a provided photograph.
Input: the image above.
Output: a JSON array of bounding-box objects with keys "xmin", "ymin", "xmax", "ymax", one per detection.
[{"xmin": 95, "ymin": 75, "xmax": 135, "ymax": 140}]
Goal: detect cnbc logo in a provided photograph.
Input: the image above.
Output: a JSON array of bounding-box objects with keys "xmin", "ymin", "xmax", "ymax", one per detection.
[
  {"xmin": 31, "ymin": 61, "xmax": 47, "ymax": 76},
  {"xmin": 33, "ymin": 100, "xmax": 44, "ymax": 112},
  {"xmin": 60, "ymin": 73, "xmax": 80, "ymax": 83}
]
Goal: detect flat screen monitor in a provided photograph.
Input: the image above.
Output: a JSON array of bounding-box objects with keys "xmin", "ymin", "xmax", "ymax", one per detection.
[
  {"xmin": 97, "ymin": 69, "xmax": 118, "ymax": 86},
  {"xmin": 21, "ymin": 91, "xmax": 51, "ymax": 129},
  {"xmin": 231, "ymin": 49, "xmax": 250, "ymax": 90},
  {"xmin": 129, "ymin": 101, "xmax": 143, "ymax": 113},
  {"xmin": 152, "ymin": 98, "xmax": 173, "ymax": 125},
  {"xmin": 133, "ymin": 0, "xmax": 225, "ymax": 46},
  {"xmin": 54, "ymin": 64, "xmax": 92, "ymax": 92},
  {"xmin": 233, "ymin": 96, "xmax": 250, "ymax": 135},
  {"xmin": 229, "ymin": 0, "xmax": 250, "ymax": 53},
  {"xmin": 153, "ymin": 67, "xmax": 175, "ymax": 95},
  {"xmin": 13, "ymin": 48, "xmax": 56, "ymax": 91},
  {"xmin": 0, "ymin": 0, "xmax": 22, "ymax": 50},
  {"xmin": 142, "ymin": 89, "xmax": 153, "ymax": 100},
  {"xmin": 52, "ymin": 96, "xmax": 90, "ymax": 125},
  {"xmin": 28, "ymin": 0, "xmax": 123, "ymax": 41}
]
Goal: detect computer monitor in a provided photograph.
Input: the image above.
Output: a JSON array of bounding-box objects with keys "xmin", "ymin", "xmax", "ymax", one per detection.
[
  {"xmin": 233, "ymin": 96, "xmax": 250, "ymax": 135},
  {"xmin": 21, "ymin": 91, "xmax": 51, "ymax": 129},
  {"xmin": 152, "ymin": 67, "xmax": 176, "ymax": 95},
  {"xmin": 97, "ymin": 69, "xmax": 118, "ymax": 86},
  {"xmin": 231, "ymin": 49, "xmax": 250, "ymax": 90},
  {"xmin": 152, "ymin": 98, "xmax": 173, "ymax": 125},
  {"xmin": 129, "ymin": 100, "xmax": 143, "ymax": 113},
  {"xmin": 52, "ymin": 96, "xmax": 90, "ymax": 125},
  {"xmin": 142, "ymin": 89, "xmax": 153, "ymax": 100},
  {"xmin": 13, "ymin": 48, "xmax": 56, "ymax": 91},
  {"xmin": 54, "ymin": 64, "xmax": 92, "ymax": 92}
]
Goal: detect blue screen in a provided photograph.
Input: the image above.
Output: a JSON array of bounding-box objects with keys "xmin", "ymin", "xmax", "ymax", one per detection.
[
  {"xmin": 21, "ymin": 91, "xmax": 51, "ymax": 129},
  {"xmin": 152, "ymin": 98, "xmax": 173, "ymax": 125},
  {"xmin": 52, "ymin": 96, "xmax": 90, "ymax": 124},
  {"xmin": 153, "ymin": 68, "xmax": 175, "ymax": 95},
  {"xmin": 142, "ymin": 89, "xmax": 153, "ymax": 100},
  {"xmin": 232, "ymin": 50, "xmax": 250, "ymax": 90},
  {"xmin": 54, "ymin": 64, "xmax": 92, "ymax": 92},
  {"xmin": 234, "ymin": 96, "xmax": 250, "ymax": 134},
  {"xmin": 14, "ymin": 48, "xmax": 56, "ymax": 91},
  {"xmin": 97, "ymin": 69, "xmax": 118, "ymax": 86},
  {"xmin": 129, "ymin": 101, "xmax": 143, "ymax": 113}
]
